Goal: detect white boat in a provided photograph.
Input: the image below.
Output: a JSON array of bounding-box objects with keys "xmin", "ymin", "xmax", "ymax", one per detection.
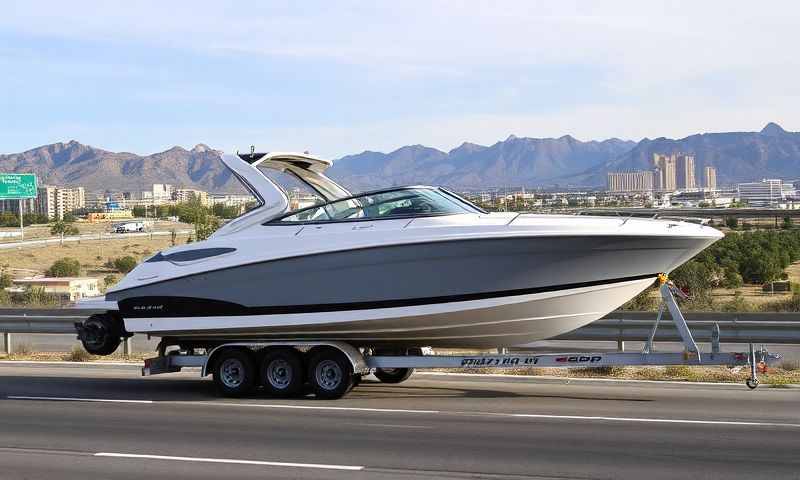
[{"xmin": 75, "ymin": 151, "xmax": 723, "ymax": 355}]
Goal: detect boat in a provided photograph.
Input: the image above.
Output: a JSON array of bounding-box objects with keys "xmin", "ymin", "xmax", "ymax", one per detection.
[{"xmin": 75, "ymin": 150, "xmax": 723, "ymax": 355}]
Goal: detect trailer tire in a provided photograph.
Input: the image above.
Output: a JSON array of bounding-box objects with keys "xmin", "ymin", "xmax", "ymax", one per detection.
[
  {"xmin": 307, "ymin": 348, "xmax": 353, "ymax": 400},
  {"xmin": 212, "ymin": 349, "xmax": 256, "ymax": 397},
  {"xmin": 374, "ymin": 368, "xmax": 414, "ymax": 384},
  {"xmin": 260, "ymin": 348, "xmax": 304, "ymax": 397},
  {"xmin": 79, "ymin": 313, "xmax": 123, "ymax": 356}
]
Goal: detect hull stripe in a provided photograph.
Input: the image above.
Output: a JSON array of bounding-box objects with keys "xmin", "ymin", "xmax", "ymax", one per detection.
[{"xmin": 120, "ymin": 273, "xmax": 657, "ymax": 318}]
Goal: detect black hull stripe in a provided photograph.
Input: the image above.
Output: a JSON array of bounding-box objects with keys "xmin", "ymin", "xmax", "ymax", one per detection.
[{"xmin": 119, "ymin": 274, "xmax": 657, "ymax": 318}]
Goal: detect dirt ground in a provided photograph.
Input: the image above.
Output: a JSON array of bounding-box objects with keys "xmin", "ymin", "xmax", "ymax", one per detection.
[{"xmin": 0, "ymin": 234, "xmax": 190, "ymax": 283}]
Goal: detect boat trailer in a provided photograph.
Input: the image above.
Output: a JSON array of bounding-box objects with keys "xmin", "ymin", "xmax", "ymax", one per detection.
[{"xmin": 140, "ymin": 274, "xmax": 780, "ymax": 398}]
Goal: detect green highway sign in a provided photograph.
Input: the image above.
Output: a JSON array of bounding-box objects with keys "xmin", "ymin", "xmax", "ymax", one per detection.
[{"xmin": 0, "ymin": 173, "xmax": 37, "ymax": 199}]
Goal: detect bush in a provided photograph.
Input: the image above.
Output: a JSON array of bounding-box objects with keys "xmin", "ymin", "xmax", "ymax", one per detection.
[
  {"xmin": 0, "ymin": 272, "xmax": 12, "ymax": 289},
  {"xmin": 65, "ymin": 345, "xmax": 92, "ymax": 362},
  {"xmin": 46, "ymin": 258, "xmax": 81, "ymax": 277},
  {"xmin": 103, "ymin": 274, "xmax": 117, "ymax": 287},
  {"xmin": 112, "ymin": 256, "xmax": 137, "ymax": 274}
]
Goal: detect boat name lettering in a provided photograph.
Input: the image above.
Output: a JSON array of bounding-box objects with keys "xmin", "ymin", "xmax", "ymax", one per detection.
[{"xmin": 132, "ymin": 304, "xmax": 165, "ymax": 311}]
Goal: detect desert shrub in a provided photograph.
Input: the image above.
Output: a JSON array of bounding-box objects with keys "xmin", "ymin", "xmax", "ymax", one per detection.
[
  {"xmin": 0, "ymin": 272, "xmax": 12, "ymax": 289},
  {"xmin": 103, "ymin": 274, "xmax": 117, "ymax": 287},
  {"xmin": 112, "ymin": 256, "xmax": 137, "ymax": 273},
  {"xmin": 65, "ymin": 345, "xmax": 92, "ymax": 362},
  {"xmin": 760, "ymin": 294, "xmax": 800, "ymax": 312},
  {"xmin": 46, "ymin": 257, "xmax": 81, "ymax": 277}
]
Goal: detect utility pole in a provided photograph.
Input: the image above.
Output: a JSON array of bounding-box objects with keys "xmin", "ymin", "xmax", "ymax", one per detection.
[{"xmin": 19, "ymin": 199, "xmax": 23, "ymax": 241}]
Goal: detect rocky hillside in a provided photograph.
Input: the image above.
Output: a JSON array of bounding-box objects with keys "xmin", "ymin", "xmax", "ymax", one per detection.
[
  {"xmin": 568, "ymin": 123, "xmax": 800, "ymax": 187},
  {"xmin": 328, "ymin": 135, "xmax": 636, "ymax": 191},
  {"xmin": 0, "ymin": 141, "xmax": 239, "ymax": 193}
]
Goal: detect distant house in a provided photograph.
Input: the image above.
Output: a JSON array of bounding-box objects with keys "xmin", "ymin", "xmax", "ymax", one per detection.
[{"xmin": 11, "ymin": 277, "xmax": 99, "ymax": 301}]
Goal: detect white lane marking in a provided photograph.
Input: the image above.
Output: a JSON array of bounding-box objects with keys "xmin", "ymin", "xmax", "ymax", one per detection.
[
  {"xmin": 7, "ymin": 396, "xmax": 153, "ymax": 404},
  {"xmin": 480, "ymin": 412, "xmax": 800, "ymax": 428},
  {"xmin": 9, "ymin": 395, "xmax": 800, "ymax": 428},
  {"xmin": 359, "ymin": 423, "xmax": 432, "ymax": 429},
  {"xmin": 94, "ymin": 452, "xmax": 363, "ymax": 471},
  {"xmin": 188, "ymin": 401, "xmax": 440, "ymax": 414}
]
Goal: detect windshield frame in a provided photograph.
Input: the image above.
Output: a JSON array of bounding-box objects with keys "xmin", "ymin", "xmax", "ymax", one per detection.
[{"xmin": 265, "ymin": 186, "xmax": 482, "ymax": 225}]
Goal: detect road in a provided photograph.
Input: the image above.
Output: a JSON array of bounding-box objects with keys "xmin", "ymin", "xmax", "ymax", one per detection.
[
  {"xmin": 0, "ymin": 363, "xmax": 798, "ymax": 479},
  {"xmin": 0, "ymin": 229, "xmax": 193, "ymax": 250}
]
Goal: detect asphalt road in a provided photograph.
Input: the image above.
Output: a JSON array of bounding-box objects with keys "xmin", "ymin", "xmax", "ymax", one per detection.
[{"xmin": 0, "ymin": 363, "xmax": 798, "ymax": 479}]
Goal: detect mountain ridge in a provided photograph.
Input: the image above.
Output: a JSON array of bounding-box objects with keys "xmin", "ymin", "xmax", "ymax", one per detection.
[{"xmin": 1, "ymin": 123, "xmax": 797, "ymax": 193}]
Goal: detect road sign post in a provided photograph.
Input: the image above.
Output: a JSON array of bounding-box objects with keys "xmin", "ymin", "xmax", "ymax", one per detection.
[{"xmin": 0, "ymin": 174, "xmax": 38, "ymax": 242}]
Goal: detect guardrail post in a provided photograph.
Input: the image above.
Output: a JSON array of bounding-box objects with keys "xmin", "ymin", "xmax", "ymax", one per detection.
[
  {"xmin": 123, "ymin": 337, "xmax": 132, "ymax": 357},
  {"xmin": 3, "ymin": 332, "xmax": 11, "ymax": 355},
  {"xmin": 617, "ymin": 318, "xmax": 625, "ymax": 351}
]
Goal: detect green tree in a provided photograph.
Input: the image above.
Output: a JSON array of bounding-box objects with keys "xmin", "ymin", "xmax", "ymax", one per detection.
[
  {"xmin": 62, "ymin": 213, "xmax": 77, "ymax": 223},
  {"xmin": 722, "ymin": 266, "xmax": 743, "ymax": 289},
  {"xmin": 783, "ymin": 217, "xmax": 793, "ymax": 229},
  {"xmin": 132, "ymin": 206, "xmax": 147, "ymax": 218},
  {"xmin": 50, "ymin": 221, "xmax": 80, "ymax": 246},
  {"xmin": 113, "ymin": 256, "xmax": 138, "ymax": 273},
  {"xmin": 725, "ymin": 217, "xmax": 738, "ymax": 229},
  {"xmin": 195, "ymin": 216, "xmax": 221, "ymax": 241},
  {"xmin": 46, "ymin": 258, "xmax": 81, "ymax": 277},
  {"xmin": 0, "ymin": 271, "xmax": 13, "ymax": 289}
]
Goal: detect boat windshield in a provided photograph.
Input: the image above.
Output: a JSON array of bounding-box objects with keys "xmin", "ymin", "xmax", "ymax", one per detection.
[{"xmin": 272, "ymin": 187, "xmax": 477, "ymax": 223}]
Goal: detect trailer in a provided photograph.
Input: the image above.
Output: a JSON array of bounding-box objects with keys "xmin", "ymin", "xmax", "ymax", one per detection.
[{"xmin": 133, "ymin": 278, "xmax": 781, "ymax": 399}]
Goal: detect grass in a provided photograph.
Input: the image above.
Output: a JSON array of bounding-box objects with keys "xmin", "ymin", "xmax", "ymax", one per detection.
[
  {"xmin": 0, "ymin": 349, "xmax": 149, "ymax": 363},
  {"xmin": 430, "ymin": 364, "xmax": 800, "ymax": 385}
]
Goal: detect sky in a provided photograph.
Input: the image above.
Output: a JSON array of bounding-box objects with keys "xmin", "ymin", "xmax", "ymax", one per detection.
[{"xmin": 1, "ymin": 1, "xmax": 799, "ymax": 157}]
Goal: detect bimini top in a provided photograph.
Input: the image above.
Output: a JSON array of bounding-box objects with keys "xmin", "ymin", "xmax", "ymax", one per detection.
[{"xmin": 212, "ymin": 151, "xmax": 352, "ymax": 237}]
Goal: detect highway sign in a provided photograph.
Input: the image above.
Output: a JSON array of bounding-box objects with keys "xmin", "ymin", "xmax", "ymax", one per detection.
[{"xmin": 0, "ymin": 173, "xmax": 37, "ymax": 199}]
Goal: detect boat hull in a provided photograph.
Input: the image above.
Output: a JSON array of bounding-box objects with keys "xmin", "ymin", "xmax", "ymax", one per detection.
[
  {"xmin": 106, "ymin": 233, "xmax": 718, "ymax": 347},
  {"xmin": 122, "ymin": 276, "xmax": 655, "ymax": 347}
]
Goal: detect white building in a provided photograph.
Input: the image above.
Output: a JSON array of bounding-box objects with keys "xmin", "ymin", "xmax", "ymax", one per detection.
[
  {"xmin": 737, "ymin": 179, "xmax": 790, "ymax": 207},
  {"xmin": 12, "ymin": 277, "xmax": 99, "ymax": 301},
  {"xmin": 152, "ymin": 184, "xmax": 175, "ymax": 204},
  {"xmin": 35, "ymin": 186, "xmax": 86, "ymax": 220}
]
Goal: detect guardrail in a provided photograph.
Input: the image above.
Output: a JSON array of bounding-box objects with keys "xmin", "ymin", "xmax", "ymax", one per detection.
[{"xmin": 0, "ymin": 309, "xmax": 799, "ymax": 355}]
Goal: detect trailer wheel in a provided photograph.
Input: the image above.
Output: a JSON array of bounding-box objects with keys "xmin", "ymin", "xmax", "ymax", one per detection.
[
  {"xmin": 307, "ymin": 348, "xmax": 353, "ymax": 400},
  {"xmin": 374, "ymin": 368, "xmax": 414, "ymax": 384},
  {"xmin": 260, "ymin": 348, "xmax": 304, "ymax": 397},
  {"xmin": 78, "ymin": 313, "xmax": 123, "ymax": 356},
  {"xmin": 212, "ymin": 349, "xmax": 256, "ymax": 397}
]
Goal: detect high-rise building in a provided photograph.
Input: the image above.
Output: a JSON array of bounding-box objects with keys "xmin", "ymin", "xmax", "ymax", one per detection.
[
  {"xmin": 652, "ymin": 154, "xmax": 677, "ymax": 191},
  {"xmin": 173, "ymin": 188, "xmax": 209, "ymax": 205},
  {"xmin": 152, "ymin": 184, "xmax": 175, "ymax": 204},
  {"xmin": 704, "ymin": 166, "xmax": 717, "ymax": 190},
  {"xmin": 35, "ymin": 186, "xmax": 85, "ymax": 220},
  {"xmin": 607, "ymin": 171, "xmax": 654, "ymax": 192},
  {"xmin": 676, "ymin": 154, "xmax": 696, "ymax": 189}
]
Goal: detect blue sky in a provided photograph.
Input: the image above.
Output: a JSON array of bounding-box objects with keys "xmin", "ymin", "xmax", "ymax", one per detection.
[{"xmin": 1, "ymin": 1, "xmax": 798, "ymax": 157}]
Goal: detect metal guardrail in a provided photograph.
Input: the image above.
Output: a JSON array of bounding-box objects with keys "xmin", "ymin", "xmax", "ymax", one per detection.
[{"xmin": 0, "ymin": 309, "xmax": 799, "ymax": 355}]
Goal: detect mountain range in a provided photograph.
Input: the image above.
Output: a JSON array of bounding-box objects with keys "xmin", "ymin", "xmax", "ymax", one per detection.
[{"xmin": 1, "ymin": 123, "xmax": 798, "ymax": 193}]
